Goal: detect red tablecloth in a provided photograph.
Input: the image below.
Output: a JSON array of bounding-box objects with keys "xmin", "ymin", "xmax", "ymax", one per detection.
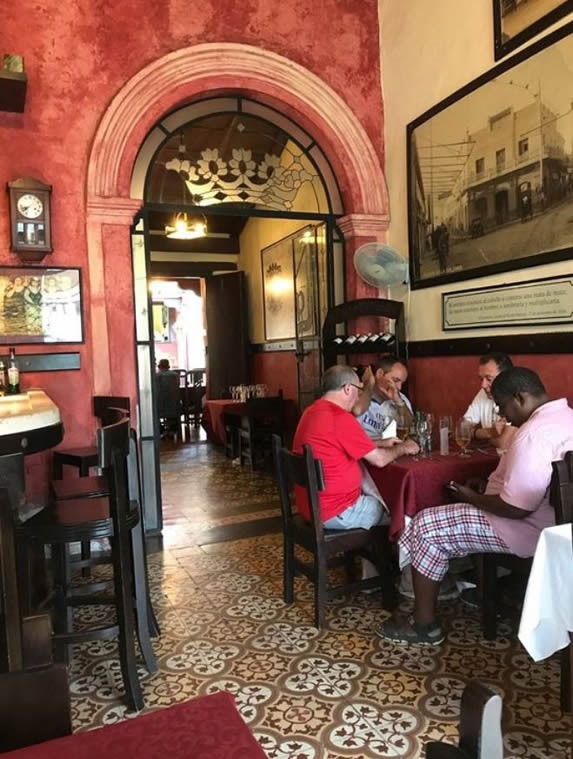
[
  {"xmin": 202, "ymin": 400, "xmax": 247, "ymax": 445},
  {"xmin": 368, "ymin": 451, "xmax": 499, "ymax": 541},
  {"xmin": 4, "ymin": 691, "xmax": 265, "ymax": 759}
]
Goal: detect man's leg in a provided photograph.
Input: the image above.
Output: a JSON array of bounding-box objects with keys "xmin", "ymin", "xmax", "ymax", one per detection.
[
  {"xmin": 377, "ymin": 503, "xmax": 509, "ymax": 645},
  {"xmin": 323, "ymin": 494, "xmax": 385, "ymax": 530}
]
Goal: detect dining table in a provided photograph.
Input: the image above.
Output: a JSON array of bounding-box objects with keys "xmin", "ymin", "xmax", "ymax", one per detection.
[
  {"xmin": 367, "ymin": 449, "xmax": 500, "ymax": 541},
  {"xmin": 518, "ymin": 523, "xmax": 573, "ymax": 662},
  {"xmin": 202, "ymin": 399, "xmax": 247, "ymax": 445},
  {"xmin": 2, "ymin": 691, "xmax": 266, "ymax": 758}
]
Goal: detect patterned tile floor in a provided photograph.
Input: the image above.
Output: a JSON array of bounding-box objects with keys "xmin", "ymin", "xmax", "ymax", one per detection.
[{"xmin": 68, "ymin": 440, "xmax": 571, "ymax": 758}]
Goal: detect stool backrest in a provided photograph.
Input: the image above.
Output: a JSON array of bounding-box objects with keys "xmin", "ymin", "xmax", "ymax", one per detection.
[
  {"xmin": 550, "ymin": 451, "xmax": 573, "ymax": 525},
  {"xmin": 93, "ymin": 395, "xmax": 130, "ymax": 427},
  {"xmin": 272, "ymin": 435, "xmax": 325, "ymax": 540}
]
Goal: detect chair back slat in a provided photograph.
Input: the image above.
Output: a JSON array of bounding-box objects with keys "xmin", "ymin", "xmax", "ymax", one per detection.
[
  {"xmin": 272, "ymin": 435, "xmax": 324, "ymax": 539},
  {"xmin": 550, "ymin": 451, "xmax": 573, "ymax": 525}
]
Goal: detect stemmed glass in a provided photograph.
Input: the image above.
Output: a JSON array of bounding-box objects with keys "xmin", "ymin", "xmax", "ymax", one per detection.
[{"xmin": 454, "ymin": 418, "xmax": 473, "ymax": 457}]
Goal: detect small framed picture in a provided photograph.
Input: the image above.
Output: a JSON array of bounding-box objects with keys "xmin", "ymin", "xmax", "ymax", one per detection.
[{"xmin": 0, "ymin": 266, "xmax": 84, "ymax": 344}]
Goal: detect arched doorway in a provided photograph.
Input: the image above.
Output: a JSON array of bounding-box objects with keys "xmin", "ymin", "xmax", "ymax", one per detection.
[{"xmin": 86, "ymin": 43, "xmax": 391, "ymax": 533}]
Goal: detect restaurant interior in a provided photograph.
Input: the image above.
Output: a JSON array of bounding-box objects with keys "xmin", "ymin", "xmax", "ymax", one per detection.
[{"xmin": 1, "ymin": 0, "xmax": 573, "ymax": 757}]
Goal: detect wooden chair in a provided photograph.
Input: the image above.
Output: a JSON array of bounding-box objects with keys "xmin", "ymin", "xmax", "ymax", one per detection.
[
  {"xmin": 156, "ymin": 370, "xmax": 182, "ymax": 441},
  {"xmin": 239, "ymin": 394, "xmax": 285, "ymax": 470},
  {"xmin": 425, "ymin": 681, "xmax": 503, "ymax": 759},
  {"xmin": 18, "ymin": 413, "xmax": 156, "ymax": 711},
  {"xmin": 478, "ymin": 450, "xmax": 573, "ymax": 641},
  {"xmin": 272, "ymin": 435, "xmax": 397, "ymax": 628},
  {"xmin": 52, "ymin": 395, "xmax": 130, "ymax": 479}
]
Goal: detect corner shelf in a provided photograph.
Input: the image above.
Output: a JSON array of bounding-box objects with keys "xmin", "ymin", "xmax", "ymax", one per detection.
[{"xmin": 0, "ymin": 70, "xmax": 27, "ymax": 112}]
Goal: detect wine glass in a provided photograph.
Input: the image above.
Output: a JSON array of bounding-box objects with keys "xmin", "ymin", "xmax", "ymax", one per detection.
[{"xmin": 454, "ymin": 418, "xmax": 473, "ymax": 457}]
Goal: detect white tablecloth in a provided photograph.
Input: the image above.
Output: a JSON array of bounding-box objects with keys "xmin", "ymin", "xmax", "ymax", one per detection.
[{"xmin": 518, "ymin": 524, "xmax": 573, "ymax": 661}]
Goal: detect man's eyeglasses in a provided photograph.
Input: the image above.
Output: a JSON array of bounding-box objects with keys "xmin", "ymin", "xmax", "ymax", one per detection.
[{"xmin": 346, "ymin": 383, "xmax": 363, "ymax": 392}]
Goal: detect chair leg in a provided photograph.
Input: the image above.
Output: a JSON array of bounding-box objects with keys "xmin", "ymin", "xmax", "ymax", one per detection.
[
  {"xmin": 560, "ymin": 643, "xmax": 571, "ymax": 713},
  {"xmin": 343, "ymin": 552, "xmax": 356, "ymax": 582},
  {"xmin": 283, "ymin": 537, "xmax": 295, "ymax": 604},
  {"xmin": 314, "ymin": 555, "xmax": 328, "ymax": 629},
  {"xmin": 52, "ymin": 544, "xmax": 72, "ymax": 665},
  {"xmin": 130, "ymin": 520, "xmax": 157, "ymax": 674},
  {"xmin": 80, "ymin": 541, "xmax": 91, "ymax": 579},
  {"xmin": 111, "ymin": 535, "xmax": 144, "ymax": 712},
  {"xmin": 481, "ymin": 555, "xmax": 498, "ymax": 640}
]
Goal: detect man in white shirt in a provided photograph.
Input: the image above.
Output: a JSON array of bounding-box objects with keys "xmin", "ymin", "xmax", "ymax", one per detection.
[
  {"xmin": 353, "ymin": 355, "xmax": 413, "ymax": 440},
  {"xmin": 464, "ymin": 352, "xmax": 515, "ymax": 450}
]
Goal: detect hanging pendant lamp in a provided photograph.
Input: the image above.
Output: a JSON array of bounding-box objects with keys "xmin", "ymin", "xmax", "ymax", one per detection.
[{"xmin": 165, "ymin": 212, "xmax": 208, "ymax": 240}]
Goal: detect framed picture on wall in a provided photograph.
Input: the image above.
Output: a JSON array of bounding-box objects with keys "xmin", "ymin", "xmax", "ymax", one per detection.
[
  {"xmin": 0, "ymin": 266, "xmax": 84, "ymax": 344},
  {"xmin": 407, "ymin": 21, "xmax": 573, "ymax": 290},
  {"xmin": 493, "ymin": 0, "xmax": 573, "ymax": 60},
  {"xmin": 261, "ymin": 239, "xmax": 296, "ymax": 341}
]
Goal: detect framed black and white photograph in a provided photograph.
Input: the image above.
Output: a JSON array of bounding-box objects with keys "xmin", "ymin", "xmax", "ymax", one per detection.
[
  {"xmin": 0, "ymin": 266, "xmax": 83, "ymax": 344},
  {"xmin": 494, "ymin": 0, "xmax": 573, "ymax": 60},
  {"xmin": 408, "ymin": 22, "xmax": 573, "ymax": 289}
]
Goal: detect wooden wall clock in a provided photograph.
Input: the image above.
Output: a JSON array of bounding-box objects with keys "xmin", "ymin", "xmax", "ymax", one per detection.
[{"xmin": 7, "ymin": 176, "xmax": 52, "ymax": 262}]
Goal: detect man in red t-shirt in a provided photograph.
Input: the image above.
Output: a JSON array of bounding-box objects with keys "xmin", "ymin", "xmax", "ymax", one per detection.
[{"xmin": 293, "ymin": 365, "xmax": 419, "ymax": 529}]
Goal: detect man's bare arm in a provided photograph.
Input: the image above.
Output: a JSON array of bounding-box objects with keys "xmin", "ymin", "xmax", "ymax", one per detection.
[
  {"xmin": 449, "ymin": 482, "xmax": 528, "ymax": 519},
  {"xmin": 352, "ymin": 365, "xmax": 375, "ymax": 416},
  {"xmin": 363, "ymin": 438, "xmax": 419, "ymax": 467}
]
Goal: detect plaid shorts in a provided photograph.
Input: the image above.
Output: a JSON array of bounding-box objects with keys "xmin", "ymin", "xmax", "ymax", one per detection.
[{"xmin": 398, "ymin": 503, "xmax": 510, "ymax": 582}]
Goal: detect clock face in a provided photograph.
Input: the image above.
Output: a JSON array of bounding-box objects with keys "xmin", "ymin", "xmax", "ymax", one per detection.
[{"xmin": 16, "ymin": 193, "xmax": 44, "ymax": 219}]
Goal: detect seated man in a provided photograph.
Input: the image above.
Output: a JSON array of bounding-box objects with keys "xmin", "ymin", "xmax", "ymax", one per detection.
[
  {"xmin": 353, "ymin": 355, "xmax": 413, "ymax": 442},
  {"xmin": 464, "ymin": 352, "xmax": 515, "ymax": 450},
  {"xmin": 293, "ymin": 364, "xmax": 419, "ymax": 530},
  {"xmin": 156, "ymin": 359, "xmax": 181, "ymax": 437},
  {"xmin": 379, "ymin": 367, "xmax": 573, "ymax": 646}
]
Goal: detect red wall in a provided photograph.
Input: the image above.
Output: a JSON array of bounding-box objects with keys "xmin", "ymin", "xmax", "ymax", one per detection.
[
  {"xmin": 0, "ymin": 0, "xmax": 384, "ymax": 497},
  {"xmin": 409, "ymin": 354, "xmax": 573, "ymax": 420},
  {"xmin": 252, "ymin": 352, "xmax": 298, "ymax": 401}
]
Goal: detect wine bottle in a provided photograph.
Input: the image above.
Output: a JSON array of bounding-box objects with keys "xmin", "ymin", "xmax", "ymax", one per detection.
[
  {"xmin": 367, "ymin": 333, "xmax": 379, "ymax": 343},
  {"xmin": 356, "ymin": 334, "xmax": 369, "ymax": 344},
  {"xmin": 0, "ymin": 362, "xmax": 6, "ymax": 397},
  {"xmin": 7, "ymin": 348, "xmax": 20, "ymax": 395},
  {"xmin": 344, "ymin": 335, "xmax": 358, "ymax": 345}
]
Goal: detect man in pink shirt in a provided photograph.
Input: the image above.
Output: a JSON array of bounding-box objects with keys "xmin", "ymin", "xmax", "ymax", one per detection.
[
  {"xmin": 293, "ymin": 365, "xmax": 419, "ymax": 529},
  {"xmin": 379, "ymin": 367, "xmax": 573, "ymax": 646}
]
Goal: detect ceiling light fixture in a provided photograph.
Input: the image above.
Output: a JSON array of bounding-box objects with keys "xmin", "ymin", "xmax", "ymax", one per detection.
[{"xmin": 165, "ymin": 212, "xmax": 207, "ymax": 240}]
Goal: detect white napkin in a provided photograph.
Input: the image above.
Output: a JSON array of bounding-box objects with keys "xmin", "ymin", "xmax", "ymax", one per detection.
[
  {"xmin": 361, "ymin": 463, "xmax": 390, "ymax": 516},
  {"xmin": 382, "ymin": 419, "xmax": 397, "ymax": 439}
]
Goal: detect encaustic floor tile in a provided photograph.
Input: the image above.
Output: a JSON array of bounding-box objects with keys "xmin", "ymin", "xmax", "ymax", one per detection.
[{"xmin": 67, "ymin": 442, "xmax": 570, "ymax": 758}]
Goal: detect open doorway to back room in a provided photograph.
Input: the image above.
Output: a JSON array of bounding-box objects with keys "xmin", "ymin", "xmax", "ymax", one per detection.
[{"xmin": 131, "ymin": 96, "xmax": 344, "ymax": 532}]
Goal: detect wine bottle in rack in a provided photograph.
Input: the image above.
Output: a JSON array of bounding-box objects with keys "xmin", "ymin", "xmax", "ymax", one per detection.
[
  {"xmin": 356, "ymin": 333, "xmax": 369, "ymax": 344},
  {"xmin": 367, "ymin": 333, "xmax": 380, "ymax": 343},
  {"xmin": 344, "ymin": 335, "xmax": 358, "ymax": 345}
]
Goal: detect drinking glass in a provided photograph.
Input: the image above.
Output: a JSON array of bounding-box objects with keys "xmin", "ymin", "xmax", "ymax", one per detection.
[
  {"xmin": 454, "ymin": 418, "xmax": 473, "ymax": 457},
  {"xmin": 419, "ymin": 413, "xmax": 433, "ymax": 456},
  {"xmin": 395, "ymin": 406, "xmax": 410, "ymax": 441}
]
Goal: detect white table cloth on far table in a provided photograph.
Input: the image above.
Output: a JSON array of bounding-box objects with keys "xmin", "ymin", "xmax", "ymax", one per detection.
[{"xmin": 518, "ymin": 524, "xmax": 573, "ymax": 661}]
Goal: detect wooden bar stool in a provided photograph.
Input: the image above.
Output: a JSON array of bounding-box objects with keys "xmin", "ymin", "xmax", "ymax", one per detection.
[{"xmin": 18, "ymin": 414, "xmax": 156, "ymax": 711}]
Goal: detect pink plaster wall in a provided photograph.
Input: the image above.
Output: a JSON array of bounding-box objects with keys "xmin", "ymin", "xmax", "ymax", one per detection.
[{"xmin": 0, "ymin": 0, "xmax": 384, "ymax": 475}]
